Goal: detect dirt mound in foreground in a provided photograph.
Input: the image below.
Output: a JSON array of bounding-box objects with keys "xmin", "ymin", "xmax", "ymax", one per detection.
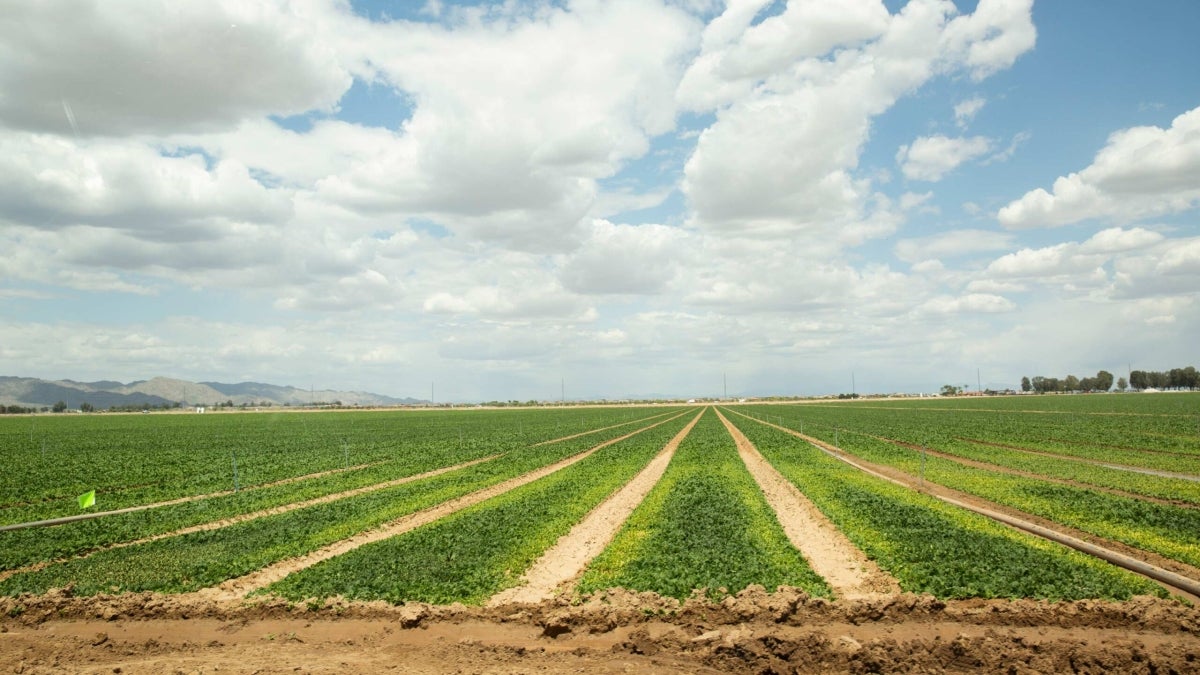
[{"xmin": 2, "ymin": 588, "xmax": 1198, "ymax": 673}]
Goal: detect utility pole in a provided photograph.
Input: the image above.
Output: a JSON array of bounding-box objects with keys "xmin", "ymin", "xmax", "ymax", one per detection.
[{"xmin": 852, "ymin": 371, "xmax": 856, "ymax": 396}]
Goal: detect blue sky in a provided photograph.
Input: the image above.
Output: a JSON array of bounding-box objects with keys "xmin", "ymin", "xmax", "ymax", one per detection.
[{"xmin": 1, "ymin": 0, "xmax": 1198, "ymax": 401}]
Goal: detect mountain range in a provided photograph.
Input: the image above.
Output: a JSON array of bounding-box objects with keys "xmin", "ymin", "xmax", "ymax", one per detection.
[{"xmin": 0, "ymin": 376, "xmax": 422, "ymax": 409}]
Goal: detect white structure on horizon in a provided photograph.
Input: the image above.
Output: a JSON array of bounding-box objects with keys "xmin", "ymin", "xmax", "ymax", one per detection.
[{"xmin": 196, "ymin": 406, "xmax": 206, "ymax": 413}]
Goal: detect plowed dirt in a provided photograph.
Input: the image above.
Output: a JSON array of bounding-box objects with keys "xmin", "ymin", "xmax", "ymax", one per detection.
[{"xmin": 2, "ymin": 588, "xmax": 1198, "ymax": 673}]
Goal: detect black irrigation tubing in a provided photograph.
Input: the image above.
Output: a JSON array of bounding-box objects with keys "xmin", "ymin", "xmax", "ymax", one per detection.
[{"xmin": 723, "ymin": 407, "xmax": 1200, "ymax": 601}]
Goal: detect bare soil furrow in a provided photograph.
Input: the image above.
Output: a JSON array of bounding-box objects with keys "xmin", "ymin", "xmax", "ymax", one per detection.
[
  {"xmin": 487, "ymin": 409, "xmax": 706, "ymax": 606},
  {"xmin": 715, "ymin": 409, "xmax": 900, "ymax": 599}
]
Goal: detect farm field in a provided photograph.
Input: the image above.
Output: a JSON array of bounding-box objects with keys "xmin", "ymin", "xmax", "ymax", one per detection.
[{"xmin": 2, "ymin": 396, "xmax": 1199, "ymax": 673}]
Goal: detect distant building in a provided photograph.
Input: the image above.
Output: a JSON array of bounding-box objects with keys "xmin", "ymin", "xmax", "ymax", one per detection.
[{"xmin": 196, "ymin": 406, "xmax": 206, "ymax": 414}]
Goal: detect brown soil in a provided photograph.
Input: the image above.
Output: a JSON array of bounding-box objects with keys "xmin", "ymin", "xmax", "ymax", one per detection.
[
  {"xmin": 715, "ymin": 409, "xmax": 901, "ymax": 598},
  {"xmin": 194, "ymin": 411, "xmax": 691, "ymax": 602},
  {"xmin": 488, "ymin": 409, "xmax": 705, "ymax": 606},
  {"xmin": 2, "ymin": 588, "xmax": 1198, "ymax": 674}
]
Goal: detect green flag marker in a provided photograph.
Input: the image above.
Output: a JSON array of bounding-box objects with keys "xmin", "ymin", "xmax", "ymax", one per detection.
[{"xmin": 77, "ymin": 490, "xmax": 95, "ymax": 509}]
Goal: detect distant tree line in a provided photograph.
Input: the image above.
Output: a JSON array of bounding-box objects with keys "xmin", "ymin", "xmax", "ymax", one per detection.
[
  {"xmin": 1129, "ymin": 366, "xmax": 1199, "ymax": 391},
  {"xmin": 106, "ymin": 402, "xmax": 184, "ymax": 412},
  {"xmin": 1, "ymin": 405, "xmax": 42, "ymax": 414},
  {"xmin": 1020, "ymin": 366, "xmax": 1200, "ymax": 393},
  {"xmin": 1020, "ymin": 370, "xmax": 1115, "ymax": 393}
]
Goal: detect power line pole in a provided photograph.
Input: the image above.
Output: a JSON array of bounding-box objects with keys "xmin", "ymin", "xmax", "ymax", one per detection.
[{"xmin": 977, "ymin": 368, "xmax": 982, "ymax": 395}]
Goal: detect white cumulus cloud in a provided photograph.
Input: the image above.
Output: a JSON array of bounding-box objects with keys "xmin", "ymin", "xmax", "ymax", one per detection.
[
  {"xmin": 897, "ymin": 135, "xmax": 993, "ymax": 181},
  {"xmin": 0, "ymin": 0, "xmax": 352, "ymax": 136},
  {"xmin": 954, "ymin": 96, "xmax": 986, "ymax": 128},
  {"xmin": 680, "ymin": 0, "xmax": 1035, "ymax": 238},
  {"xmin": 894, "ymin": 229, "xmax": 1014, "ymax": 263},
  {"xmin": 998, "ymin": 106, "xmax": 1200, "ymax": 228}
]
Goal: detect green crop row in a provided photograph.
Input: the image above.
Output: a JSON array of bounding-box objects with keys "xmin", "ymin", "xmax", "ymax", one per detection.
[
  {"xmin": 578, "ymin": 409, "xmax": 830, "ymax": 600},
  {"xmin": 0, "ymin": 407, "xmax": 677, "ymax": 523},
  {"xmin": 724, "ymin": 410, "xmax": 1163, "ymax": 600},
  {"xmin": 805, "ymin": 398, "xmax": 1200, "ymax": 463},
  {"xmin": 0, "ymin": 408, "xmax": 678, "ymax": 571},
  {"xmin": 0, "ymin": 411, "xmax": 688, "ymax": 596},
  {"xmin": 823, "ymin": 391, "xmax": 1200, "ymax": 417},
  {"xmin": 268, "ymin": 410, "xmax": 700, "ymax": 605},
  {"xmin": 942, "ymin": 438, "xmax": 1200, "ymax": 506},
  {"xmin": 780, "ymin": 418, "xmax": 1200, "ymax": 571},
  {"xmin": 0, "ymin": 448, "xmax": 486, "ymax": 572},
  {"xmin": 746, "ymin": 405, "xmax": 1200, "ymax": 506}
]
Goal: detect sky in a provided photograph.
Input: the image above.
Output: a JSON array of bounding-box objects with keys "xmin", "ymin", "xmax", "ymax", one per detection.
[{"xmin": 1, "ymin": 0, "xmax": 1198, "ymax": 402}]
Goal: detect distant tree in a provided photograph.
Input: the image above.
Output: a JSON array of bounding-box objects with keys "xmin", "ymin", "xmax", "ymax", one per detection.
[
  {"xmin": 80, "ymin": 402, "xmax": 94, "ymax": 413},
  {"xmin": 940, "ymin": 384, "xmax": 962, "ymax": 396},
  {"xmin": 1130, "ymin": 370, "xmax": 1148, "ymax": 390},
  {"xmin": 1118, "ymin": 367, "xmax": 1199, "ymax": 390},
  {"xmin": 1181, "ymin": 366, "xmax": 1200, "ymax": 390},
  {"xmin": 1063, "ymin": 375, "xmax": 1080, "ymax": 392},
  {"xmin": 1117, "ymin": 377, "xmax": 1128, "ymax": 392},
  {"xmin": 1020, "ymin": 376, "xmax": 1031, "ymax": 393},
  {"xmin": 52, "ymin": 400, "xmax": 67, "ymax": 413},
  {"xmin": 1095, "ymin": 370, "xmax": 1114, "ymax": 392}
]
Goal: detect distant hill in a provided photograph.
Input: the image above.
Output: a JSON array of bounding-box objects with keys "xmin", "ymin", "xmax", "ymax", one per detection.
[{"xmin": 0, "ymin": 376, "xmax": 421, "ymax": 410}]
